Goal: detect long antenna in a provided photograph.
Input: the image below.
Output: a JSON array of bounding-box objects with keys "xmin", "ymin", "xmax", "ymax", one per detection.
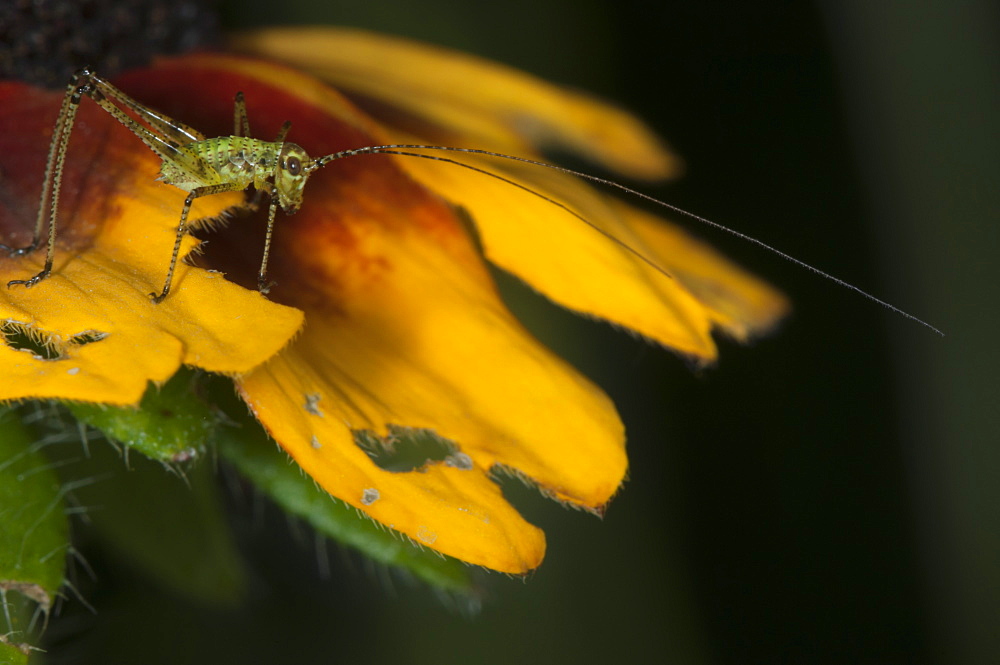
[{"xmin": 311, "ymin": 144, "xmax": 943, "ymax": 337}]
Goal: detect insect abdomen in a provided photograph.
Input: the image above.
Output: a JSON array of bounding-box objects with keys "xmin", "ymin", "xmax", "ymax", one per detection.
[{"xmin": 181, "ymin": 136, "xmax": 282, "ymax": 191}]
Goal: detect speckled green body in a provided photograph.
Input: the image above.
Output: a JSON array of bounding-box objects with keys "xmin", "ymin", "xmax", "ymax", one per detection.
[
  {"xmin": 158, "ymin": 136, "xmax": 313, "ymax": 213},
  {"xmin": 166, "ymin": 136, "xmax": 279, "ymax": 189}
]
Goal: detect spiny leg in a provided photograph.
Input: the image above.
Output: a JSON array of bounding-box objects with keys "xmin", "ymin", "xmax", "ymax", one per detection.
[
  {"xmin": 257, "ymin": 198, "xmax": 280, "ymax": 294},
  {"xmin": 232, "ymin": 89, "xmax": 291, "ymax": 144},
  {"xmin": 233, "ymin": 93, "xmax": 270, "ymax": 219},
  {"xmin": 86, "ymin": 72, "xmax": 204, "ymax": 145},
  {"xmin": 232, "ymin": 94, "xmax": 291, "ymax": 232},
  {"xmin": 214, "ymin": 91, "xmax": 262, "ymax": 223},
  {"xmin": 5, "ymin": 69, "xmax": 90, "ymax": 288},
  {"xmin": 76, "ymin": 72, "xmax": 216, "ymax": 185},
  {"xmin": 233, "ymin": 91, "xmax": 251, "ymax": 138},
  {"xmin": 230, "ymin": 100, "xmax": 286, "ymax": 295},
  {"xmin": 151, "ymin": 182, "xmax": 243, "ymax": 303},
  {"xmin": 274, "ymin": 120, "xmax": 292, "ymax": 144}
]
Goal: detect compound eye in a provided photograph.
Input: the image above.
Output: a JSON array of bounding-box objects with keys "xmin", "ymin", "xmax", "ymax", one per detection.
[{"xmin": 285, "ymin": 155, "xmax": 302, "ymax": 176}]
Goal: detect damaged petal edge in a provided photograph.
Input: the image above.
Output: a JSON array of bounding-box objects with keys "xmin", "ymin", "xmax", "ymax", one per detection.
[{"xmin": 1, "ymin": 319, "xmax": 109, "ymax": 361}]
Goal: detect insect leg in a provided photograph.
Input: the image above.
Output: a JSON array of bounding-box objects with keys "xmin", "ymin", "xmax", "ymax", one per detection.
[
  {"xmin": 5, "ymin": 70, "xmax": 90, "ymax": 289},
  {"xmin": 80, "ymin": 82, "xmax": 216, "ymax": 183},
  {"xmin": 151, "ymin": 182, "xmax": 246, "ymax": 304},
  {"xmin": 233, "ymin": 92, "xmax": 251, "ymax": 138},
  {"xmin": 232, "ymin": 89, "xmax": 292, "ymax": 144},
  {"xmin": 84, "ymin": 72, "xmax": 205, "ymax": 145},
  {"xmin": 274, "ymin": 121, "xmax": 292, "ymax": 144},
  {"xmin": 257, "ymin": 198, "xmax": 279, "ymax": 294},
  {"xmin": 232, "ymin": 91, "xmax": 291, "ymax": 143}
]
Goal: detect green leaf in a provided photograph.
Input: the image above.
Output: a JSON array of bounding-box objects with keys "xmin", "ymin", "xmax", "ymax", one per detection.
[
  {"xmin": 63, "ymin": 438, "xmax": 247, "ymax": 606},
  {"xmin": 0, "ymin": 406, "xmax": 69, "ymax": 660},
  {"xmin": 67, "ymin": 369, "xmax": 218, "ymax": 462},
  {"xmin": 215, "ymin": 411, "xmax": 477, "ymax": 596}
]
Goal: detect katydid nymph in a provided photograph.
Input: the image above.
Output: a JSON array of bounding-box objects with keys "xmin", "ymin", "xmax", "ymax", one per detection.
[{"xmin": 1, "ymin": 68, "xmax": 940, "ymax": 334}]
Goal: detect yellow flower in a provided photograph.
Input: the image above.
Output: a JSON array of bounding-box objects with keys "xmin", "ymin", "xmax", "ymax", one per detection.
[{"xmin": 0, "ymin": 30, "xmax": 787, "ymax": 573}]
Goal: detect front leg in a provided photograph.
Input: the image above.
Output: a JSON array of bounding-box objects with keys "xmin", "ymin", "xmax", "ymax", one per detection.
[
  {"xmin": 257, "ymin": 197, "xmax": 279, "ymax": 295},
  {"xmin": 151, "ymin": 183, "xmax": 241, "ymax": 303},
  {"xmin": 6, "ymin": 69, "xmax": 90, "ymax": 287}
]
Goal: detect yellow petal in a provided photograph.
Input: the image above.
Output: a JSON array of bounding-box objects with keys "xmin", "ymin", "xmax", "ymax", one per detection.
[
  {"xmin": 0, "ymin": 81, "xmax": 304, "ymax": 405},
  {"xmin": 229, "ymin": 27, "xmax": 680, "ymax": 181}
]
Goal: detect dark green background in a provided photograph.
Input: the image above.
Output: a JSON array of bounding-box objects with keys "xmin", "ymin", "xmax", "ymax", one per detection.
[{"xmin": 47, "ymin": 1, "xmax": 998, "ymax": 663}]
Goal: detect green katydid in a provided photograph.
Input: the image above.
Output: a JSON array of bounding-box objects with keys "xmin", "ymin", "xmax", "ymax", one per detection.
[{"xmin": 1, "ymin": 68, "xmax": 940, "ymax": 334}]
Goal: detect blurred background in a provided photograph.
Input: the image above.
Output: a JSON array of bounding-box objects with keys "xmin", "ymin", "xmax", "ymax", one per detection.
[{"xmin": 47, "ymin": 1, "xmax": 998, "ymax": 663}]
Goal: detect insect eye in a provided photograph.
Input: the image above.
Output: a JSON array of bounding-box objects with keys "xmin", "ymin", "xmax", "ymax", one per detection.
[{"xmin": 285, "ymin": 155, "xmax": 302, "ymax": 176}]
